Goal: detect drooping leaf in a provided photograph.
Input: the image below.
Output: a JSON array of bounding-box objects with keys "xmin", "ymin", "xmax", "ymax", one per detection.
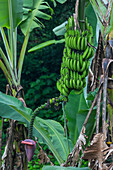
[
  {"xmin": 53, "ymin": 21, "xmax": 68, "ymax": 36},
  {"xmin": 28, "ymin": 39, "xmax": 65, "ymax": 52},
  {"xmin": 43, "ymin": 166, "xmax": 89, "ymax": 170},
  {"xmin": 85, "ymin": 2, "xmax": 97, "ymax": 46},
  {"xmin": 65, "ymin": 90, "xmax": 97, "ymax": 145},
  {"xmin": 0, "ymin": 0, "xmax": 23, "ymax": 28},
  {"xmin": 65, "ymin": 91, "xmax": 88, "ymax": 145},
  {"xmin": 36, "ymin": 118, "xmax": 73, "ymax": 161}
]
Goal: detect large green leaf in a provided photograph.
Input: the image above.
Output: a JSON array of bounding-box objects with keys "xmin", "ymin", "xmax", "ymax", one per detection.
[
  {"xmin": 43, "ymin": 166, "xmax": 89, "ymax": 170},
  {"xmin": 0, "ymin": 0, "xmax": 23, "ymax": 28},
  {"xmin": 0, "ymin": 92, "xmax": 71, "ymax": 164},
  {"xmin": 65, "ymin": 91, "xmax": 88, "ymax": 145},
  {"xmin": 28, "ymin": 39, "xmax": 65, "ymax": 52},
  {"xmin": 35, "ymin": 118, "xmax": 73, "ymax": 161},
  {"xmin": 65, "ymin": 90, "xmax": 97, "ymax": 145}
]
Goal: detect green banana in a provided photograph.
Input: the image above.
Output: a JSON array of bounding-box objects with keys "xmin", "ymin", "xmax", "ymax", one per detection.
[
  {"xmin": 73, "ymin": 79, "xmax": 76, "ymax": 89},
  {"xmin": 65, "ymin": 37, "xmax": 69, "ymax": 46},
  {"xmin": 81, "ymin": 36, "xmax": 85, "ymax": 51},
  {"xmin": 76, "ymin": 80, "xmax": 80, "ymax": 89},
  {"xmin": 77, "ymin": 60, "xmax": 80, "ymax": 72},
  {"xmin": 78, "ymin": 74, "xmax": 82, "ymax": 82},
  {"xmin": 80, "ymin": 60, "xmax": 87, "ymax": 72},
  {"xmin": 75, "ymin": 71, "xmax": 79, "ymax": 81},
  {"xmin": 64, "ymin": 77, "xmax": 69, "ymax": 88},
  {"xmin": 62, "ymin": 88, "xmax": 68, "ymax": 97},
  {"xmin": 80, "ymin": 81, "xmax": 83, "ymax": 89},
  {"xmin": 88, "ymin": 35, "xmax": 93, "ymax": 45},
  {"xmin": 86, "ymin": 47, "xmax": 92, "ymax": 59},
  {"xmin": 57, "ymin": 80, "xmax": 62, "ymax": 92},
  {"xmin": 70, "ymin": 79, "xmax": 73, "ymax": 88},
  {"xmin": 77, "ymin": 36, "xmax": 81, "ymax": 50},
  {"xmin": 73, "ymin": 60, "xmax": 77, "ymax": 71},
  {"xmin": 63, "ymin": 84, "xmax": 69, "ymax": 94},
  {"xmin": 74, "ymin": 36, "xmax": 77, "ymax": 49},
  {"xmin": 70, "ymin": 59, "xmax": 74, "ymax": 70},
  {"xmin": 81, "ymin": 70, "xmax": 87, "ymax": 78},
  {"xmin": 79, "ymin": 54, "xmax": 83, "ymax": 67},
  {"xmin": 72, "ymin": 51, "xmax": 75, "ymax": 59},
  {"xmin": 82, "ymin": 46, "xmax": 89, "ymax": 59},
  {"xmin": 70, "ymin": 70, "xmax": 73, "ymax": 78}
]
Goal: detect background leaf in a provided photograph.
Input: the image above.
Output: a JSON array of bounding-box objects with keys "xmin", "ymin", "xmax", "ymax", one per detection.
[
  {"xmin": 0, "ymin": 0, "xmax": 23, "ymax": 28},
  {"xmin": 55, "ymin": 0, "xmax": 67, "ymax": 4},
  {"xmin": 28, "ymin": 39, "xmax": 65, "ymax": 52},
  {"xmin": 20, "ymin": 0, "xmax": 52, "ymax": 35},
  {"xmin": 43, "ymin": 166, "xmax": 89, "ymax": 170},
  {"xmin": 53, "ymin": 21, "xmax": 68, "ymax": 36}
]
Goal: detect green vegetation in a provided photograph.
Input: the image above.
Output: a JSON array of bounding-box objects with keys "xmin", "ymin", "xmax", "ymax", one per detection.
[{"xmin": 0, "ymin": 0, "xmax": 113, "ymax": 169}]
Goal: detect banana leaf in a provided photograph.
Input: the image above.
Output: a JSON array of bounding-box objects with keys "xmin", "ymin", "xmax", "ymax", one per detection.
[
  {"xmin": 0, "ymin": 92, "xmax": 72, "ymax": 164},
  {"xmin": 65, "ymin": 90, "xmax": 96, "ymax": 145},
  {"xmin": 28, "ymin": 39, "xmax": 65, "ymax": 52}
]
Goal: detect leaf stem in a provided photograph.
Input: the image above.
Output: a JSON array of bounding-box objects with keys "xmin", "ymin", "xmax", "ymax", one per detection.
[
  {"xmin": 13, "ymin": 27, "xmax": 18, "ymax": 80},
  {"xmin": 0, "ymin": 28, "xmax": 13, "ymax": 67},
  {"xmin": 8, "ymin": 0, "xmax": 14, "ymax": 67},
  {"xmin": 0, "ymin": 48, "xmax": 17, "ymax": 85},
  {"xmin": 102, "ymin": 72, "xmax": 108, "ymax": 140},
  {"xmin": 18, "ymin": 33, "xmax": 30, "ymax": 84},
  {"xmin": 62, "ymin": 102, "xmax": 70, "ymax": 153},
  {"xmin": 96, "ymin": 88, "xmax": 102, "ymax": 133}
]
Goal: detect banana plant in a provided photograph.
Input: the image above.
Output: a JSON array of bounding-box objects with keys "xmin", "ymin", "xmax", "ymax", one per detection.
[
  {"xmin": 0, "ymin": 0, "xmax": 67, "ymax": 168},
  {"xmin": 0, "ymin": 0, "xmax": 55, "ymax": 97},
  {"xmin": 0, "ymin": 89, "xmax": 94, "ymax": 165}
]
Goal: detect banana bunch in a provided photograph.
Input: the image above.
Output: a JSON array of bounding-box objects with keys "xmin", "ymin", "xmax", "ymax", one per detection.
[{"xmin": 57, "ymin": 16, "xmax": 95, "ymax": 97}]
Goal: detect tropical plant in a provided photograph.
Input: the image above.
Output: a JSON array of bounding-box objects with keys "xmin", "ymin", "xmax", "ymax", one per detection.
[
  {"xmin": 0, "ymin": 0, "xmax": 113, "ymax": 169},
  {"xmin": 0, "ymin": 0, "xmax": 67, "ymax": 169}
]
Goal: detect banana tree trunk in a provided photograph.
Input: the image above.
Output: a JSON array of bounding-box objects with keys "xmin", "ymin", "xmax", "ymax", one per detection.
[{"xmin": 1, "ymin": 87, "xmax": 28, "ymax": 170}]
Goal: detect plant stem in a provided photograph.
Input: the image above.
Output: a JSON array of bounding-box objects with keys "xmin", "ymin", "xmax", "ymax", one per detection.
[
  {"xmin": 78, "ymin": 0, "xmax": 86, "ymax": 31},
  {"xmin": 96, "ymin": 88, "xmax": 102, "ymax": 133},
  {"xmin": 13, "ymin": 27, "xmax": 18, "ymax": 80},
  {"xmin": 102, "ymin": 72, "xmax": 108, "ymax": 140},
  {"xmin": 29, "ymin": 96, "xmax": 65, "ymax": 138},
  {"xmin": 62, "ymin": 102, "xmax": 70, "ymax": 153}
]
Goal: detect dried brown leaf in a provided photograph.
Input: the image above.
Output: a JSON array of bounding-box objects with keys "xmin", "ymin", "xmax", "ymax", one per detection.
[
  {"xmin": 88, "ymin": 31, "xmax": 104, "ymax": 92},
  {"xmin": 83, "ymin": 133, "xmax": 108, "ymax": 168}
]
